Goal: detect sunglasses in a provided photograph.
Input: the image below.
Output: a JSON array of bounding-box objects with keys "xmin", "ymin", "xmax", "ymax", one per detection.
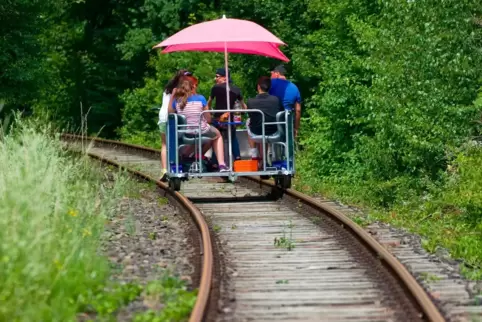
[{"xmin": 183, "ymin": 71, "xmax": 193, "ymax": 76}]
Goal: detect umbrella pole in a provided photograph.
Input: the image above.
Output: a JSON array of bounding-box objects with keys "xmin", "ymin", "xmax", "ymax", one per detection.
[{"xmin": 224, "ymin": 40, "xmax": 233, "ymax": 172}]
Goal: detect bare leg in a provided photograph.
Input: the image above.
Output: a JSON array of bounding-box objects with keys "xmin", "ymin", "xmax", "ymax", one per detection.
[
  {"xmin": 180, "ymin": 145, "xmax": 194, "ymax": 158},
  {"xmin": 247, "ymin": 135, "xmax": 260, "ymax": 159},
  {"xmin": 161, "ymin": 133, "xmax": 167, "ymax": 169},
  {"xmin": 159, "ymin": 133, "xmax": 169, "ymax": 181},
  {"xmin": 202, "ymin": 142, "xmax": 212, "ymax": 155},
  {"xmin": 211, "ymin": 127, "xmax": 225, "ymax": 165},
  {"xmin": 248, "ymin": 135, "xmax": 256, "ymax": 148}
]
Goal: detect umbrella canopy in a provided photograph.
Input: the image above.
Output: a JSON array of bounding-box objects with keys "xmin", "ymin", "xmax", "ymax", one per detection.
[{"xmin": 153, "ymin": 16, "xmax": 289, "ymax": 62}]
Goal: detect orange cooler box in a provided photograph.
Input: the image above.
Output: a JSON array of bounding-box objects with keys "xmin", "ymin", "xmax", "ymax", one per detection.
[{"xmin": 234, "ymin": 160, "xmax": 258, "ymax": 172}]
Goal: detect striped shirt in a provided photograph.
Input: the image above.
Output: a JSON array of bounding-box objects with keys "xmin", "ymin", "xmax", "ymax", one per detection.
[{"xmin": 172, "ymin": 94, "xmax": 210, "ymax": 133}]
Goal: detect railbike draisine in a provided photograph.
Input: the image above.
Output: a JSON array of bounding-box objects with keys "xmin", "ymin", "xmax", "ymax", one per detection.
[{"xmin": 164, "ymin": 108, "xmax": 295, "ymax": 191}]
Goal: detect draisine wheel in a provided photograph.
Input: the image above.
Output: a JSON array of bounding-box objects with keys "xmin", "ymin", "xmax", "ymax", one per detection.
[
  {"xmin": 274, "ymin": 175, "xmax": 282, "ymax": 187},
  {"xmin": 169, "ymin": 177, "xmax": 181, "ymax": 191},
  {"xmin": 281, "ymin": 175, "xmax": 291, "ymax": 189}
]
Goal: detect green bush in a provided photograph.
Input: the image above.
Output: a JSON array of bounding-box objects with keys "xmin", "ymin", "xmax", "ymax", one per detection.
[
  {"xmin": 387, "ymin": 144, "xmax": 482, "ymax": 278},
  {"xmin": 0, "ymin": 120, "xmax": 131, "ymax": 321},
  {"xmin": 297, "ymin": 0, "xmax": 482, "ymax": 206}
]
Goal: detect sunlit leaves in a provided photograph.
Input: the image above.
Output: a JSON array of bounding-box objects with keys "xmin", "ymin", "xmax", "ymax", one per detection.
[{"xmin": 296, "ymin": 0, "xmax": 482, "ymax": 191}]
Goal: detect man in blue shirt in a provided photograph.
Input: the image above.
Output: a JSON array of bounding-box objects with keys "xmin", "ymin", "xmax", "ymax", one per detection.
[{"xmin": 269, "ymin": 65, "xmax": 301, "ymax": 138}]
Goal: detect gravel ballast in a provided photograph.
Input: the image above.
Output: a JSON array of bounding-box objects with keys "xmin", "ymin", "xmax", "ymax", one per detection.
[
  {"xmin": 102, "ymin": 185, "xmax": 197, "ymax": 320},
  {"xmin": 313, "ymin": 196, "xmax": 482, "ymax": 322}
]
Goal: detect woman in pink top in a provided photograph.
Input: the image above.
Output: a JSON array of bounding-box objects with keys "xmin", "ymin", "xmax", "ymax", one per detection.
[{"xmin": 169, "ymin": 76, "xmax": 228, "ymax": 172}]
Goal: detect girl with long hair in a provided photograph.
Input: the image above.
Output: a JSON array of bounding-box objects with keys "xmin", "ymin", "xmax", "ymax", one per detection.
[
  {"xmin": 169, "ymin": 76, "xmax": 229, "ymax": 172},
  {"xmin": 158, "ymin": 69, "xmax": 192, "ymax": 181}
]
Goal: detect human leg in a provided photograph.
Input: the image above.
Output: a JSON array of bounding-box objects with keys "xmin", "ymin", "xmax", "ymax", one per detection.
[
  {"xmin": 247, "ymin": 122, "xmax": 261, "ymax": 159},
  {"xmin": 231, "ymin": 126, "xmax": 241, "ymax": 160},
  {"xmin": 202, "ymin": 141, "xmax": 213, "ymax": 155},
  {"xmin": 258, "ymin": 142, "xmax": 271, "ymax": 179},
  {"xmin": 247, "ymin": 135, "xmax": 259, "ymax": 159},
  {"xmin": 204, "ymin": 126, "xmax": 228, "ymax": 171},
  {"xmin": 159, "ymin": 123, "xmax": 168, "ymax": 181}
]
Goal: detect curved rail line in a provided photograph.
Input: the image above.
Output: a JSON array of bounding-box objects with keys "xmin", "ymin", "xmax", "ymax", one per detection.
[
  {"xmin": 61, "ymin": 133, "xmax": 445, "ymax": 322},
  {"xmin": 250, "ymin": 178, "xmax": 446, "ymax": 322},
  {"xmin": 61, "ymin": 134, "xmax": 212, "ymax": 322}
]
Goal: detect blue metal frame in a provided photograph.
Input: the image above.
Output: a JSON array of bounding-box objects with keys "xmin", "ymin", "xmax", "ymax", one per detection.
[{"xmin": 165, "ymin": 109, "xmax": 295, "ymax": 182}]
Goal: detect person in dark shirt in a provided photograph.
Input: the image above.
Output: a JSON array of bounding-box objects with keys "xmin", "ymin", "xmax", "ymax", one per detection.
[
  {"xmin": 207, "ymin": 68, "xmax": 246, "ymax": 117},
  {"xmin": 207, "ymin": 67, "xmax": 246, "ymax": 166},
  {"xmin": 246, "ymin": 76, "xmax": 282, "ymax": 159}
]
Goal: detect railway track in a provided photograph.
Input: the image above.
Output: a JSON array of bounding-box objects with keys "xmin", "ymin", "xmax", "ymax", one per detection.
[{"xmin": 61, "ymin": 134, "xmax": 445, "ymax": 322}]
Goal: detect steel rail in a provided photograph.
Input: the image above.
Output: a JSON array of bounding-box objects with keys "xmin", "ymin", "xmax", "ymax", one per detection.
[
  {"xmin": 61, "ymin": 133, "xmax": 446, "ymax": 322},
  {"xmin": 61, "ymin": 133, "xmax": 212, "ymax": 322},
  {"xmin": 246, "ymin": 176, "xmax": 446, "ymax": 322}
]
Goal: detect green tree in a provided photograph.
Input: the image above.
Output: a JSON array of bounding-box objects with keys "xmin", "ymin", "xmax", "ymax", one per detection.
[
  {"xmin": 352, "ymin": 0, "xmax": 482, "ymax": 180},
  {"xmin": 294, "ymin": 0, "xmax": 378, "ymax": 177},
  {"xmin": 0, "ymin": 0, "xmax": 62, "ymax": 113},
  {"xmin": 296, "ymin": 0, "xmax": 482, "ymax": 206}
]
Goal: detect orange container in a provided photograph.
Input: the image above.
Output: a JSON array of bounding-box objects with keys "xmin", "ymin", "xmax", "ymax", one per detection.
[{"xmin": 234, "ymin": 159, "xmax": 258, "ymax": 172}]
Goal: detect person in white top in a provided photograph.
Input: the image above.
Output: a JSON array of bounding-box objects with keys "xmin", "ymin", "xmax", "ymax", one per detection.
[{"xmin": 159, "ymin": 69, "xmax": 192, "ymax": 181}]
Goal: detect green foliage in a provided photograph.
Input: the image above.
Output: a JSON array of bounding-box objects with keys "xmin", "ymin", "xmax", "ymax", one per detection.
[
  {"xmin": 79, "ymin": 282, "xmax": 143, "ymax": 317},
  {"xmin": 474, "ymin": 87, "xmax": 482, "ymax": 139},
  {"xmin": 3, "ymin": 0, "xmax": 482, "ymax": 280},
  {"xmin": 294, "ymin": 0, "xmax": 482, "ymax": 279},
  {"xmin": 298, "ymin": 143, "xmax": 482, "ymax": 279},
  {"xmin": 354, "ymin": 0, "xmax": 481, "ymax": 180},
  {"xmin": 274, "ymin": 219, "xmax": 295, "ymax": 251},
  {"xmin": 133, "ymin": 273, "xmax": 197, "ymax": 322},
  {"xmin": 0, "ymin": 102, "xmax": 13, "ymax": 139},
  {"xmin": 0, "ymin": 0, "xmax": 59, "ymax": 106},
  {"xmin": 0, "ymin": 118, "xmax": 199, "ymax": 319},
  {"xmin": 77, "ymin": 271, "xmax": 197, "ymax": 321},
  {"xmin": 298, "ymin": 0, "xmax": 482, "ymax": 201},
  {"xmin": 378, "ymin": 144, "xmax": 482, "ymax": 278},
  {"xmin": 0, "ymin": 118, "xmax": 133, "ymax": 321}
]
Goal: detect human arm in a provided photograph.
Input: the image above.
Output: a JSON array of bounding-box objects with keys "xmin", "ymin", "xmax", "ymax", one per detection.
[
  {"xmin": 201, "ymin": 96, "xmax": 212, "ymax": 123},
  {"xmin": 238, "ymin": 90, "xmax": 247, "ymax": 109},
  {"xmin": 294, "ymin": 102, "xmax": 301, "ymax": 138},
  {"xmin": 240, "ymin": 98, "xmax": 247, "ymax": 109},
  {"xmin": 168, "ymin": 88, "xmax": 177, "ymax": 114},
  {"xmin": 207, "ymin": 97, "xmax": 213, "ymax": 110},
  {"xmin": 294, "ymin": 89, "xmax": 302, "ymax": 138},
  {"xmin": 206, "ymin": 86, "xmax": 215, "ymax": 110}
]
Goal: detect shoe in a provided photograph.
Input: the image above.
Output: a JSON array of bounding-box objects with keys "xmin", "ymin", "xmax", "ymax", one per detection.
[
  {"xmin": 219, "ymin": 164, "xmax": 230, "ymax": 172},
  {"xmin": 160, "ymin": 169, "xmax": 168, "ymax": 182}
]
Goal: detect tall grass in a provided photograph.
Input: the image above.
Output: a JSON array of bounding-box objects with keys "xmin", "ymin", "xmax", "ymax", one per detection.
[{"xmin": 0, "ymin": 120, "xmax": 131, "ymax": 321}]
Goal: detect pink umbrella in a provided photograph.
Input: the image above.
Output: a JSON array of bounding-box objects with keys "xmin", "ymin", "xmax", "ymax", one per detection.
[
  {"xmin": 153, "ymin": 15, "xmax": 289, "ymax": 170},
  {"xmin": 153, "ymin": 16, "xmax": 289, "ymax": 62}
]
